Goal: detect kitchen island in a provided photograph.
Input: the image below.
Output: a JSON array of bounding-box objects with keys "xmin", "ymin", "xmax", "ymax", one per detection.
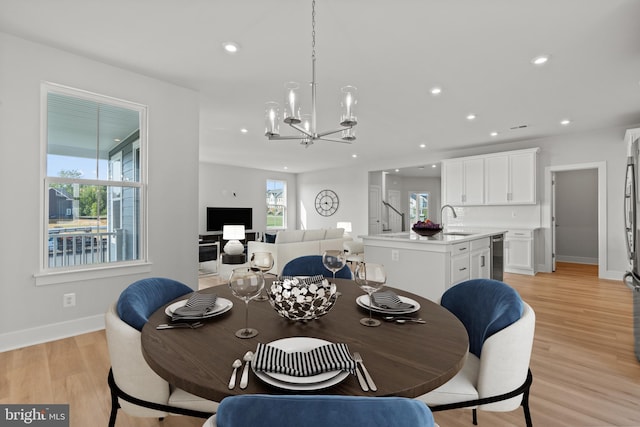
[{"xmin": 361, "ymin": 229, "xmax": 506, "ymax": 301}]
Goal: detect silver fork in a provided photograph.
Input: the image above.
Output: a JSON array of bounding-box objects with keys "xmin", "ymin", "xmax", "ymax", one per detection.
[
  {"xmin": 353, "ymin": 352, "xmax": 377, "ymax": 391},
  {"xmin": 156, "ymin": 321, "xmax": 204, "ymax": 330}
]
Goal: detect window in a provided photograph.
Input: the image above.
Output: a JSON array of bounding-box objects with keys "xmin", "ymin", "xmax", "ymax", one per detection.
[
  {"xmin": 266, "ymin": 180, "xmax": 286, "ymax": 229},
  {"xmin": 41, "ymin": 83, "xmax": 147, "ymax": 275},
  {"xmin": 409, "ymin": 192, "xmax": 430, "ymax": 224}
]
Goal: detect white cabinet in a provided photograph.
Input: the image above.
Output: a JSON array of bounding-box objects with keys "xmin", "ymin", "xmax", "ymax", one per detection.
[
  {"xmin": 443, "ymin": 147, "xmax": 539, "ymax": 206},
  {"xmin": 449, "ymin": 242, "xmax": 470, "ymax": 286},
  {"xmin": 485, "ymin": 149, "xmax": 537, "ymax": 205},
  {"xmin": 470, "ymin": 238, "xmax": 491, "ymax": 279},
  {"xmin": 505, "ymin": 229, "xmax": 535, "ymax": 275},
  {"xmin": 442, "ymin": 158, "xmax": 484, "ymax": 205},
  {"xmin": 449, "ymin": 237, "xmax": 490, "ymax": 286}
]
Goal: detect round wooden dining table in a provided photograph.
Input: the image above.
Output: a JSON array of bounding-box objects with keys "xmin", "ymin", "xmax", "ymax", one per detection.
[{"xmin": 141, "ymin": 278, "xmax": 468, "ymax": 402}]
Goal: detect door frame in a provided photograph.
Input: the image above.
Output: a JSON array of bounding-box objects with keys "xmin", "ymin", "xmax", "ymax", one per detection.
[{"xmin": 544, "ymin": 162, "xmax": 607, "ymax": 277}]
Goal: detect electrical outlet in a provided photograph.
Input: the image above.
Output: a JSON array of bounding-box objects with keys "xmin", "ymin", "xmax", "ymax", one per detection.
[
  {"xmin": 63, "ymin": 293, "xmax": 76, "ymax": 308},
  {"xmin": 391, "ymin": 249, "xmax": 400, "ymax": 261}
]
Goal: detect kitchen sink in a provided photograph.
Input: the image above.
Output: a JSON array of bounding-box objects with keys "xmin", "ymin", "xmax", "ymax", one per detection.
[{"xmin": 442, "ymin": 232, "xmax": 475, "ymax": 236}]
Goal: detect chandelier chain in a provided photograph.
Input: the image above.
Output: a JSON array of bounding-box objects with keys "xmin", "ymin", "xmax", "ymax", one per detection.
[{"xmin": 311, "ymin": 0, "xmax": 316, "ymax": 61}]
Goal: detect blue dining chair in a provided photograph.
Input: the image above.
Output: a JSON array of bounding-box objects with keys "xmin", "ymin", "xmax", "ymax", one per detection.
[
  {"xmin": 416, "ymin": 278, "xmax": 535, "ymax": 427},
  {"xmin": 281, "ymin": 255, "xmax": 352, "ymax": 279},
  {"xmin": 106, "ymin": 277, "xmax": 218, "ymax": 427},
  {"xmin": 203, "ymin": 395, "xmax": 436, "ymax": 427}
]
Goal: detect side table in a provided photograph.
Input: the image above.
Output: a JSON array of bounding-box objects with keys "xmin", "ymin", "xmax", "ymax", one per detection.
[
  {"xmin": 218, "ymin": 253, "xmax": 249, "ymax": 279},
  {"xmin": 221, "ymin": 253, "xmax": 246, "ymax": 264}
]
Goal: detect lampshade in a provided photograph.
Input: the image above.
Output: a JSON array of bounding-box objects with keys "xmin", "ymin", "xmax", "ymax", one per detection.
[
  {"xmin": 223, "ymin": 225, "xmax": 245, "ymax": 255},
  {"xmin": 337, "ymin": 222, "xmax": 352, "ymax": 233},
  {"xmin": 223, "ymin": 225, "xmax": 245, "ymax": 240}
]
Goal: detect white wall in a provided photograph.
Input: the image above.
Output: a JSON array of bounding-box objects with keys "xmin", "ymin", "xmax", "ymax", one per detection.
[
  {"xmin": 199, "ymin": 162, "xmax": 297, "ymax": 234},
  {"xmin": 296, "ymin": 166, "xmax": 369, "ymax": 240},
  {"xmin": 0, "ymin": 33, "xmax": 200, "ymax": 350}
]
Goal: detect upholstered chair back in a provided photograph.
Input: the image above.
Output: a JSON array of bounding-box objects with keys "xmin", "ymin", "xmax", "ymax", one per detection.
[
  {"xmin": 282, "ymin": 255, "xmax": 352, "ymax": 279},
  {"xmin": 477, "ymin": 301, "xmax": 535, "ymax": 411},
  {"xmin": 204, "ymin": 395, "xmax": 435, "ymax": 427},
  {"xmin": 440, "ymin": 278, "xmax": 524, "ymax": 357}
]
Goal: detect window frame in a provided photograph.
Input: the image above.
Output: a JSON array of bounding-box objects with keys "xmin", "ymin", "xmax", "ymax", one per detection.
[
  {"xmin": 408, "ymin": 191, "xmax": 431, "ymax": 227},
  {"xmin": 266, "ymin": 179, "xmax": 287, "ymax": 230},
  {"xmin": 36, "ymin": 82, "xmax": 150, "ymax": 285}
]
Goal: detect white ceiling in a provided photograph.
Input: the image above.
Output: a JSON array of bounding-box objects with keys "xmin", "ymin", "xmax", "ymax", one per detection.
[{"xmin": 2, "ymin": 0, "xmax": 640, "ymax": 177}]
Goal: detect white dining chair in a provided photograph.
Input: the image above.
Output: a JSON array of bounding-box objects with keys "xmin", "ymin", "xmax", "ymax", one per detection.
[
  {"xmin": 416, "ymin": 279, "xmax": 535, "ymax": 427},
  {"xmin": 105, "ymin": 277, "xmax": 219, "ymax": 427}
]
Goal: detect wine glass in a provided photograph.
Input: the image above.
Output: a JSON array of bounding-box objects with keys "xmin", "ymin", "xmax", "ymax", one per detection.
[
  {"xmin": 228, "ymin": 267, "xmax": 265, "ymax": 338},
  {"xmin": 250, "ymin": 251, "xmax": 274, "ymax": 301},
  {"xmin": 322, "ymin": 250, "xmax": 347, "ymax": 280},
  {"xmin": 354, "ymin": 262, "xmax": 386, "ymax": 327}
]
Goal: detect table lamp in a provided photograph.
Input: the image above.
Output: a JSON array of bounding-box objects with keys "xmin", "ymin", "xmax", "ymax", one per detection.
[
  {"xmin": 223, "ymin": 225, "xmax": 245, "ymax": 255},
  {"xmin": 337, "ymin": 221, "xmax": 352, "ymax": 237}
]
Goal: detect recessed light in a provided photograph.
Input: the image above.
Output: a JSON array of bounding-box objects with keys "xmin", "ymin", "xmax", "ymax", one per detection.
[
  {"xmin": 490, "ymin": 131, "xmax": 498, "ymax": 137},
  {"xmin": 283, "ymin": 166, "xmax": 288, "ymax": 170},
  {"xmin": 531, "ymin": 55, "xmax": 550, "ymax": 66},
  {"xmin": 419, "ymin": 143, "xmax": 426, "ymax": 148},
  {"xmin": 114, "ymin": 138, "xmax": 121, "ymax": 142},
  {"xmin": 352, "ymin": 154, "xmax": 358, "ymax": 158},
  {"xmin": 430, "ymin": 87, "xmax": 442, "ymax": 96},
  {"xmin": 560, "ymin": 119, "xmax": 571, "ymax": 126},
  {"xmin": 431, "ymin": 164, "xmax": 437, "ymax": 168},
  {"xmin": 394, "ymin": 169, "xmax": 400, "ymax": 173},
  {"xmin": 240, "ymin": 128, "xmax": 248, "ymax": 134},
  {"xmin": 222, "ymin": 42, "xmax": 240, "ymax": 54},
  {"xmin": 466, "ymin": 114, "xmax": 476, "ymax": 121}
]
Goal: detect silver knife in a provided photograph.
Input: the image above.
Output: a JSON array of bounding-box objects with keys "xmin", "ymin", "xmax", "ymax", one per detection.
[{"xmin": 355, "ymin": 365, "xmax": 369, "ymax": 391}]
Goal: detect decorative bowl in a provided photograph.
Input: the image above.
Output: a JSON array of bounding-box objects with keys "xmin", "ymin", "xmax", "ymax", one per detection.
[
  {"xmin": 267, "ymin": 277, "xmax": 338, "ymax": 321},
  {"xmin": 412, "ymin": 226, "xmax": 442, "ymax": 236}
]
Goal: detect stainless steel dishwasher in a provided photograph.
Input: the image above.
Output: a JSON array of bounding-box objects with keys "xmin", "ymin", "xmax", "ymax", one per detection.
[{"xmin": 490, "ymin": 234, "xmax": 505, "ymax": 281}]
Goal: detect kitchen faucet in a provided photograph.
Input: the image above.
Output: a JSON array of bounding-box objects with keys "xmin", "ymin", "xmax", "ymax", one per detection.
[{"xmin": 441, "ymin": 204, "xmax": 457, "ymax": 228}]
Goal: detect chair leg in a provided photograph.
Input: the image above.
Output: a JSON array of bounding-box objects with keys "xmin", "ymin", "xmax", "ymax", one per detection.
[
  {"xmin": 521, "ymin": 369, "xmax": 533, "ymax": 427},
  {"xmin": 472, "ymin": 408, "xmax": 477, "ymax": 425},
  {"xmin": 522, "ymin": 385, "xmax": 533, "ymax": 427},
  {"xmin": 108, "ymin": 386, "xmax": 119, "ymax": 427}
]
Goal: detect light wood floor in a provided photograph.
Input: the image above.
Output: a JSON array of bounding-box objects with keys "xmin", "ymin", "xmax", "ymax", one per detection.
[{"xmin": 1, "ymin": 263, "xmax": 639, "ymax": 427}]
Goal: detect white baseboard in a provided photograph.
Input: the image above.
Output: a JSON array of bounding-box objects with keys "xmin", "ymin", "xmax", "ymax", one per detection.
[
  {"xmin": 556, "ymin": 255, "xmax": 598, "ymax": 265},
  {"xmin": 603, "ymin": 269, "xmax": 626, "ymax": 281},
  {"xmin": 0, "ymin": 314, "xmax": 105, "ymax": 352}
]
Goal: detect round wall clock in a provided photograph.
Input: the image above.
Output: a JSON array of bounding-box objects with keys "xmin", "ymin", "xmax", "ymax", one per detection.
[{"xmin": 315, "ymin": 189, "xmax": 339, "ymax": 216}]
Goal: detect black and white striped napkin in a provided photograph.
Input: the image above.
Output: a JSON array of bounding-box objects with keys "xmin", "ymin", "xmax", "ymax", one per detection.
[
  {"xmin": 253, "ymin": 342, "xmax": 356, "ymax": 376},
  {"xmin": 371, "ymin": 290, "xmax": 414, "ymax": 311},
  {"xmin": 171, "ymin": 293, "xmax": 218, "ymax": 320},
  {"xmin": 278, "ymin": 275, "xmax": 326, "ymax": 286}
]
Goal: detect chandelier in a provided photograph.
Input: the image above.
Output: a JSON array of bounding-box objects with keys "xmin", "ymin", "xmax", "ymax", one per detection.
[{"xmin": 264, "ymin": 0, "xmax": 358, "ymax": 147}]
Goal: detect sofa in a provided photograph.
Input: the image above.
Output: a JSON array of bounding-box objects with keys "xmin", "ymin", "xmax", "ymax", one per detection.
[{"xmin": 248, "ymin": 228, "xmax": 346, "ymax": 275}]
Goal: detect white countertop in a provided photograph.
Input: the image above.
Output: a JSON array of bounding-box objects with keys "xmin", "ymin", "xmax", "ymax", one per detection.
[{"xmin": 361, "ymin": 228, "xmax": 508, "ymax": 245}]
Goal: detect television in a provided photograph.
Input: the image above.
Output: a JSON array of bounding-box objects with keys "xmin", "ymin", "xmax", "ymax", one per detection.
[{"xmin": 206, "ymin": 207, "xmax": 253, "ymax": 232}]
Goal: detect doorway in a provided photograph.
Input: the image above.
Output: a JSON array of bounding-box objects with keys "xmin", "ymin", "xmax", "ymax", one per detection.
[
  {"xmin": 554, "ymin": 169, "xmax": 598, "ymax": 265},
  {"xmin": 545, "ymin": 162, "xmax": 607, "ymax": 277}
]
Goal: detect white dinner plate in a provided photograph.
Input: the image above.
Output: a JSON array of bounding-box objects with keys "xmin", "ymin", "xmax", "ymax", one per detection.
[
  {"xmin": 252, "ymin": 337, "xmax": 349, "ymax": 390},
  {"xmin": 356, "ymin": 294, "xmax": 420, "ymax": 315},
  {"xmin": 164, "ymin": 297, "xmax": 233, "ymax": 319}
]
